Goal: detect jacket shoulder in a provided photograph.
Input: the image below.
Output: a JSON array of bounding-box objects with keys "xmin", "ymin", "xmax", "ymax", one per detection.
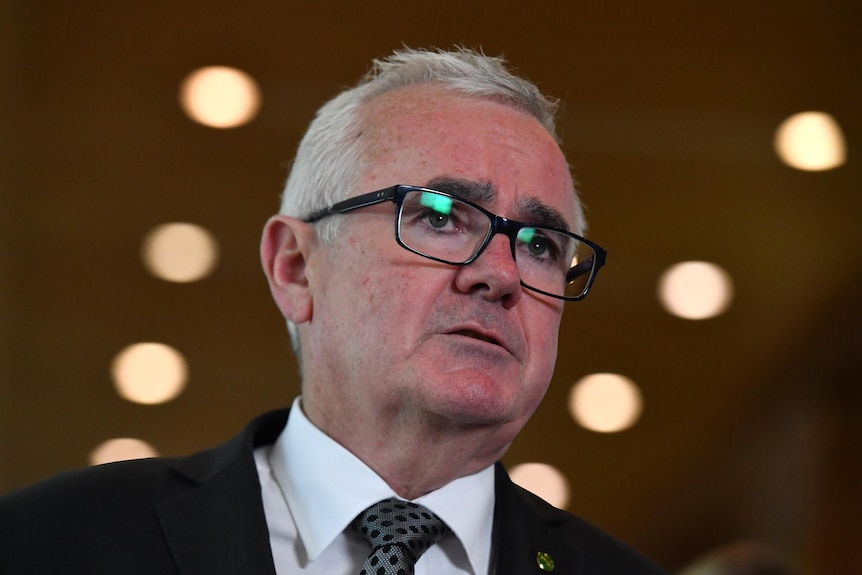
[
  {"xmin": 0, "ymin": 458, "xmax": 184, "ymax": 573},
  {"xmin": 0, "ymin": 409, "xmax": 288, "ymax": 574}
]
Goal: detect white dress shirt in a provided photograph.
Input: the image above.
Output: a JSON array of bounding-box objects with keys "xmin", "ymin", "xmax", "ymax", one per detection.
[{"xmin": 254, "ymin": 398, "xmax": 496, "ymax": 575}]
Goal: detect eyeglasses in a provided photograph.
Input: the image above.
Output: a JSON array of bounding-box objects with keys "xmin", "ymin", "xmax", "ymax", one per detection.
[{"xmin": 304, "ymin": 185, "xmax": 607, "ymax": 301}]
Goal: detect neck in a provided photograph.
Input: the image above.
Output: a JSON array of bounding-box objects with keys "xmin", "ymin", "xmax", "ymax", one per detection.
[
  {"xmin": 302, "ymin": 396, "xmax": 518, "ymax": 500},
  {"xmin": 358, "ymin": 424, "xmax": 512, "ymax": 500}
]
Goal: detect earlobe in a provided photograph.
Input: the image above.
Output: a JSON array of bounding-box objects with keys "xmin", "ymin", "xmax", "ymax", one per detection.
[{"xmin": 260, "ymin": 215, "xmax": 315, "ymax": 324}]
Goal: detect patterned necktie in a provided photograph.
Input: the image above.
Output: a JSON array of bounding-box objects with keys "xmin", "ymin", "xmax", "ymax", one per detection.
[{"xmin": 351, "ymin": 498, "xmax": 451, "ymax": 575}]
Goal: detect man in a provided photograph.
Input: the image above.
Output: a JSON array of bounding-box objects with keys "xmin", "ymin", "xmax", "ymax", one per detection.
[{"xmin": 0, "ymin": 48, "xmax": 666, "ymax": 574}]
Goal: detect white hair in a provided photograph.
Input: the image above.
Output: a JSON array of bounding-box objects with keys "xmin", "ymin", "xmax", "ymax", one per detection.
[{"xmin": 278, "ymin": 47, "xmax": 582, "ymax": 361}]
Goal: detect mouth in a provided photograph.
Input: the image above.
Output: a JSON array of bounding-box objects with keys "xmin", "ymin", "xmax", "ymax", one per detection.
[{"xmin": 453, "ymin": 329, "xmax": 503, "ymax": 347}]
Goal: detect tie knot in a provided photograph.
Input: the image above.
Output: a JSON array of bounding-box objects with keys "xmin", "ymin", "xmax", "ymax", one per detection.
[{"xmin": 351, "ymin": 498, "xmax": 451, "ymax": 571}]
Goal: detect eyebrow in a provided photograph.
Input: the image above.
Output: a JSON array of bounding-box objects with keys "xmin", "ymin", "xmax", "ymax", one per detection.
[
  {"xmin": 517, "ymin": 196, "xmax": 571, "ymax": 232},
  {"xmin": 425, "ymin": 177, "xmax": 496, "ymax": 204},
  {"xmin": 424, "ymin": 176, "xmax": 571, "ymax": 232}
]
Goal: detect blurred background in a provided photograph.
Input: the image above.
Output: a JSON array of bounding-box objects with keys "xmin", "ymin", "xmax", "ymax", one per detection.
[{"xmin": 2, "ymin": 1, "xmax": 859, "ymax": 573}]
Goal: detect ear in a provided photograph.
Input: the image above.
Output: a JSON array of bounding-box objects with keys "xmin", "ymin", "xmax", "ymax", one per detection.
[{"xmin": 260, "ymin": 215, "xmax": 315, "ymax": 324}]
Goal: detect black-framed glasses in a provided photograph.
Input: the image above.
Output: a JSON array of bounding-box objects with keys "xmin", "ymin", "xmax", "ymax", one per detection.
[{"xmin": 304, "ymin": 185, "xmax": 607, "ymax": 301}]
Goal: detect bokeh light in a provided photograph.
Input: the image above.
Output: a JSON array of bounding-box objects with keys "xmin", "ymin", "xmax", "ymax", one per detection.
[
  {"xmin": 111, "ymin": 342, "xmax": 188, "ymax": 405},
  {"xmin": 658, "ymin": 261, "xmax": 734, "ymax": 320},
  {"xmin": 89, "ymin": 437, "xmax": 159, "ymax": 465},
  {"xmin": 509, "ymin": 462, "xmax": 570, "ymax": 509},
  {"xmin": 774, "ymin": 111, "xmax": 846, "ymax": 171},
  {"xmin": 569, "ymin": 373, "xmax": 643, "ymax": 433},
  {"xmin": 179, "ymin": 66, "xmax": 261, "ymax": 128},
  {"xmin": 142, "ymin": 222, "xmax": 219, "ymax": 283}
]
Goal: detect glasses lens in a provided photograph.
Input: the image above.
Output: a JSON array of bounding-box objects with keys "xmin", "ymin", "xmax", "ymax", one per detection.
[
  {"xmin": 563, "ymin": 240, "xmax": 598, "ymax": 299},
  {"xmin": 396, "ymin": 188, "xmax": 598, "ymax": 301},
  {"xmin": 515, "ymin": 227, "xmax": 596, "ymax": 299},
  {"xmin": 397, "ymin": 189, "xmax": 491, "ymax": 263}
]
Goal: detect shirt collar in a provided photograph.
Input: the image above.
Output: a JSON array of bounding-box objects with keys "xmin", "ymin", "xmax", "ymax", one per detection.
[
  {"xmin": 269, "ymin": 397, "xmax": 495, "ymax": 575},
  {"xmin": 414, "ymin": 466, "xmax": 495, "ymax": 575}
]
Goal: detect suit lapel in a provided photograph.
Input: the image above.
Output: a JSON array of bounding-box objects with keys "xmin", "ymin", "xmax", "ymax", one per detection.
[
  {"xmin": 492, "ymin": 463, "xmax": 579, "ymax": 575},
  {"xmin": 156, "ymin": 410, "xmax": 289, "ymax": 575},
  {"xmin": 151, "ymin": 412, "xmax": 582, "ymax": 575}
]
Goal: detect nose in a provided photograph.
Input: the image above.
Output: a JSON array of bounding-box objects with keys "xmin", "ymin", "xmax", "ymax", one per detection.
[{"xmin": 453, "ymin": 233, "xmax": 522, "ymax": 307}]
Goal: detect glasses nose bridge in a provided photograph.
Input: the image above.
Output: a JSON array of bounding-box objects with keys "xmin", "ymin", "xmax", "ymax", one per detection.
[{"xmin": 483, "ymin": 215, "xmax": 520, "ymax": 260}]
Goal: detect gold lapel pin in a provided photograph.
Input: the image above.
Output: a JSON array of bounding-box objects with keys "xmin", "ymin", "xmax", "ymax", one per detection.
[{"xmin": 536, "ymin": 551, "xmax": 555, "ymax": 572}]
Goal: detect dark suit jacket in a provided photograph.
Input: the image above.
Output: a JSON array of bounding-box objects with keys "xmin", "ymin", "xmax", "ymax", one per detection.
[{"xmin": 0, "ymin": 409, "xmax": 667, "ymax": 574}]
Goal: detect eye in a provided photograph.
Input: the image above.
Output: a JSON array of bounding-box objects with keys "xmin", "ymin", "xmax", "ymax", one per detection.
[
  {"xmin": 517, "ymin": 227, "xmax": 568, "ymax": 266},
  {"xmin": 518, "ymin": 228, "xmax": 552, "ymax": 258},
  {"xmin": 527, "ymin": 235, "xmax": 550, "ymax": 257},
  {"xmin": 428, "ymin": 212, "xmax": 450, "ymax": 229}
]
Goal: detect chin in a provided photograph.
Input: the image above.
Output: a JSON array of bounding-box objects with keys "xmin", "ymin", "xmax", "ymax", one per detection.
[{"xmin": 427, "ymin": 370, "xmax": 535, "ymax": 427}]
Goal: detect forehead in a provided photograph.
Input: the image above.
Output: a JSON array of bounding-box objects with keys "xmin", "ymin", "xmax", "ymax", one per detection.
[{"xmin": 356, "ymin": 84, "xmax": 577, "ymax": 225}]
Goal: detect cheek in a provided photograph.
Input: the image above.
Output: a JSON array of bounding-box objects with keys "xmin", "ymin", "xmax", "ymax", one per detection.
[
  {"xmin": 524, "ymin": 307, "xmax": 563, "ymax": 374},
  {"xmin": 338, "ymin": 251, "xmax": 422, "ymax": 331}
]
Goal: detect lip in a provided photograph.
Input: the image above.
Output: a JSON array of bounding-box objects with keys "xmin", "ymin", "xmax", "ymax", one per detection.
[{"xmin": 445, "ymin": 324, "xmax": 516, "ymax": 357}]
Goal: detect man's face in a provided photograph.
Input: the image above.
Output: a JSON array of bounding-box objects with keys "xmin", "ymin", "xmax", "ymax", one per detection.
[{"xmin": 300, "ymin": 84, "xmax": 577, "ymax": 452}]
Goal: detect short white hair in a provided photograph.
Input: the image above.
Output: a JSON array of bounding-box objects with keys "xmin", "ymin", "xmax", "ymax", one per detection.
[{"xmin": 278, "ymin": 47, "xmax": 581, "ymax": 361}]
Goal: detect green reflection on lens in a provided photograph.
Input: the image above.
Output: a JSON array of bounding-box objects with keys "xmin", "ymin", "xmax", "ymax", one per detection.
[
  {"xmin": 517, "ymin": 228, "xmax": 536, "ymax": 243},
  {"xmin": 420, "ymin": 192, "xmax": 453, "ymax": 215}
]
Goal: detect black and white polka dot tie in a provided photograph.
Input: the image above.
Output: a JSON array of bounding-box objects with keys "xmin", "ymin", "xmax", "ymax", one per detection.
[{"xmin": 351, "ymin": 498, "xmax": 451, "ymax": 575}]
